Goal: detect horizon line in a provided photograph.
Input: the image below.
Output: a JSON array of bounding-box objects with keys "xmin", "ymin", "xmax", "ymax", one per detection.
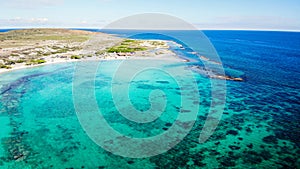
[{"xmin": 0, "ymin": 27, "xmax": 300, "ymax": 32}]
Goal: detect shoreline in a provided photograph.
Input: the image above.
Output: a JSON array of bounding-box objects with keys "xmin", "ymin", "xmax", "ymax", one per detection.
[
  {"xmin": 0, "ymin": 53, "xmax": 184, "ymax": 75},
  {"xmin": 0, "ymin": 28, "xmax": 243, "ymax": 81},
  {"xmin": 0, "ymin": 28, "xmax": 183, "ymax": 75},
  {"xmin": 0, "ymin": 58, "xmax": 183, "ymax": 75}
]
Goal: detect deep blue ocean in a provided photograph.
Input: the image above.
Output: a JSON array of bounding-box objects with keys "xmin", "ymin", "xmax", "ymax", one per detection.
[
  {"xmin": 0, "ymin": 29, "xmax": 299, "ymax": 168},
  {"xmin": 100, "ymin": 29, "xmax": 300, "ymax": 87}
]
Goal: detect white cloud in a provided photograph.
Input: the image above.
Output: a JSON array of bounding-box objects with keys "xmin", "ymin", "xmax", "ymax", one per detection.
[
  {"xmin": 4, "ymin": 0, "xmax": 64, "ymax": 9},
  {"xmin": 1, "ymin": 14, "xmax": 298, "ymax": 31},
  {"xmin": 80, "ymin": 20, "xmax": 88, "ymax": 24},
  {"xmin": 0, "ymin": 17, "xmax": 50, "ymax": 28},
  {"xmin": 0, "ymin": 17, "xmax": 110, "ymax": 28},
  {"xmin": 30, "ymin": 18, "xmax": 49, "ymax": 22}
]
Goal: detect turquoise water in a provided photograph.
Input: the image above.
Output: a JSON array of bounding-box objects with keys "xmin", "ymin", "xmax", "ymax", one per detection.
[
  {"xmin": 0, "ymin": 60, "xmax": 207, "ymax": 168},
  {"xmin": 0, "ymin": 30, "xmax": 299, "ymax": 168}
]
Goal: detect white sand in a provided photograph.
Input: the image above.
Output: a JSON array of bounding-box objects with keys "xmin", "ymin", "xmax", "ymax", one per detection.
[{"xmin": 0, "ymin": 50, "xmax": 183, "ymax": 75}]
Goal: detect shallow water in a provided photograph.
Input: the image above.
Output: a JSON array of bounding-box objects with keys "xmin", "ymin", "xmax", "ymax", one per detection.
[{"xmin": 0, "ymin": 30, "xmax": 299, "ymax": 168}]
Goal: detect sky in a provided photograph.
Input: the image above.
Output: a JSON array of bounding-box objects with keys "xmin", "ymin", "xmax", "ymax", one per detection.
[{"xmin": 0, "ymin": 0, "xmax": 300, "ymax": 30}]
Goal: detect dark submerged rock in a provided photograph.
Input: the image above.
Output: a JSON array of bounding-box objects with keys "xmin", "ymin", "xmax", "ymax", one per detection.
[
  {"xmin": 165, "ymin": 123, "xmax": 172, "ymax": 127},
  {"xmin": 220, "ymin": 157, "xmax": 236, "ymax": 167},
  {"xmin": 127, "ymin": 160, "xmax": 134, "ymax": 164},
  {"xmin": 226, "ymin": 130, "xmax": 238, "ymax": 136},
  {"xmin": 246, "ymin": 127, "xmax": 252, "ymax": 133},
  {"xmin": 246, "ymin": 143, "xmax": 253, "ymax": 149},
  {"xmin": 243, "ymin": 151, "xmax": 263, "ymax": 164},
  {"xmin": 262, "ymin": 135, "xmax": 278, "ymax": 144},
  {"xmin": 260, "ymin": 150, "xmax": 272, "ymax": 160}
]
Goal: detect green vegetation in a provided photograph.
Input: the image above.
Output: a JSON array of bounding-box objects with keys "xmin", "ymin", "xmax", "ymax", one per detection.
[
  {"xmin": 0, "ymin": 30, "xmax": 90, "ymax": 42},
  {"xmin": 71, "ymin": 55, "xmax": 81, "ymax": 59},
  {"xmin": 4, "ymin": 60, "xmax": 16, "ymax": 65},
  {"xmin": 107, "ymin": 39, "xmax": 147, "ymax": 53},
  {"xmin": 107, "ymin": 47, "xmax": 147, "ymax": 53},
  {"xmin": 26, "ymin": 59, "xmax": 46, "ymax": 65},
  {"xmin": 16, "ymin": 59, "xmax": 25, "ymax": 63},
  {"xmin": 10, "ymin": 53, "xmax": 19, "ymax": 57},
  {"xmin": 123, "ymin": 39, "xmax": 135, "ymax": 43},
  {"xmin": 42, "ymin": 52, "xmax": 51, "ymax": 56},
  {"xmin": 0, "ymin": 59, "xmax": 25, "ymax": 69},
  {"xmin": 0, "ymin": 64, "xmax": 12, "ymax": 69},
  {"xmin": 120, "ymin": 39, "xmax": 140, "ymax": 46},
  {"xmin": 36, "ymin": 59, "xmax": 46, "ymax": 64},
  {"xmin": 0, "ymin": 29, "xmax": 93, "ymax": 48},
  {"xmin": 50, "ymin": 46, "xmax": 81, "ymax": 55}
]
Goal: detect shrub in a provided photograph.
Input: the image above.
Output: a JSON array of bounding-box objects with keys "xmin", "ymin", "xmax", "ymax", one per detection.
[
  {"xmin": 123, "ymin": 39, "xmax": 135, "ymax": 43},
  {"xmin": 26, "ymin": 59, "xmax": 46, "ymax": 65},
  {"xmin": 71, "ymin": 55, "xmax": 81, "ymax": 59},
  {"xmin": 5, "ymin": 60, "xmax": 16, "ymax": 65},
  {"xmin": 36, "ymin": 59, "xmax": 46, "ymax": 64},
  {"xmin": 10, "ymin": 53, "xmax": 19, "ymax": 57},
  {"xmin": 0, "ymin": 64, "xmax": 12, "ymax": 69},
  {"xmin": 43, "ymin": 53, "xmax": 51, "ymax": 56},
  {"xmin": 16, "ymin": 59, "xmax": 25, "ymax": 63},
  {"xmin": 107, "ymin": 47, "xmax": 146, "ymax": 53}
]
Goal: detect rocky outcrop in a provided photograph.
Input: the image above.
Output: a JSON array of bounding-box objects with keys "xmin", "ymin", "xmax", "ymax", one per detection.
[{"xmin": 189, "ymin": 65, "xmax": 244, "ymax": 82}]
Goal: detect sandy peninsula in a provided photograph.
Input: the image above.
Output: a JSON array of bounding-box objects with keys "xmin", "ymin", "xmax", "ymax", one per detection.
[
  {"xmin": 0, "ymin": 28, "xmax": 181, "ymax": 74},
  {"xmin": 0, "ymin": 28, "xmax": 243, "ymax": 81}
]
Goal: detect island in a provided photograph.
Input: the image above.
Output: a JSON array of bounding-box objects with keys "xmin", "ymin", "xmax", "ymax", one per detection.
[
  {"xmin": 0, "ymin": 28, "xmax": 177, "ymax": 74},
  {"xmin": 0, "ymin": 28, "xmax": 243, "ymax": 81}
]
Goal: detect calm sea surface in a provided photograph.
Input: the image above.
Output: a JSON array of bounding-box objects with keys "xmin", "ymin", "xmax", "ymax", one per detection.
[{"xmin": 0, "ymin": 29, "xmax": 299, "ymax": 168}]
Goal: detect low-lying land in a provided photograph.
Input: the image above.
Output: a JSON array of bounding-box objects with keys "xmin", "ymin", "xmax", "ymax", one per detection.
[
  {"xmin": 0, "ymin": 28, "xmax": 177, "ymax": 73},
  {"xmin": 0, "ymin": 28, "xmax": 243, "ymax": 81}
]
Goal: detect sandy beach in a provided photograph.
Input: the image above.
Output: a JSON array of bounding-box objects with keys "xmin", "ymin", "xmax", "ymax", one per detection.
[
  {"xmin": 0, "ymin": 29, "xmax": 182, "ymax": 75},
  {"xmin": 0, "ymin": 51, "xmax": 183, "ymax": 74},
  {"xmin": 0, "ymin": 28, "xmax": 241, "ymax": 81}
]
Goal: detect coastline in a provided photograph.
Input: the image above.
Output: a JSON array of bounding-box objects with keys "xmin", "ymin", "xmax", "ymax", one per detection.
[
  {"xmin": 0, "ymin": 53, "xmax": 184, "ymax": 75},
  {"xmin": 0, "ymin": 28, "xmax": 182, "ymax": 75},
  {"xmin": 0, "ymin": 28, "xmax": 243, "ymax": 81},
  {"xmin": 0, "ymin": 58, "xmax": 79, "ymax": 75}
]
